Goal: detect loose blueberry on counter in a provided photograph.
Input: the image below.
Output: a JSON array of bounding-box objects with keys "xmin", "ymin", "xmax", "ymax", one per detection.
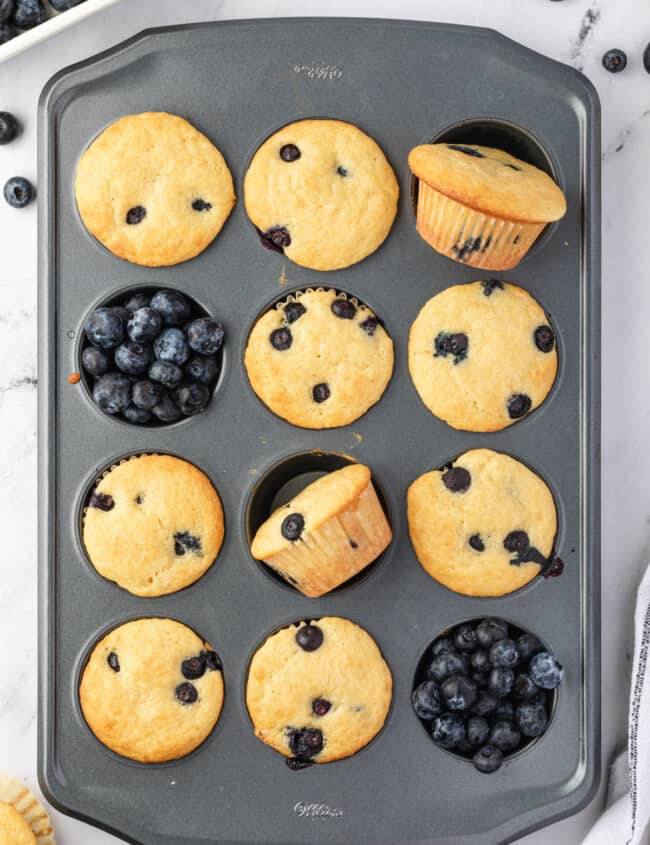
[
  {"xmin": 12, "ymin": 0, "xmax": 45, "ymax": 29},
  {"xmin": 312, "ymin": 382, "xmax": 330, "ymax": 403},
  {"xmin": 0, "ymin": 22, "xmax": 13, "ymax": 42},
  {"xmin": 336, "ymin": 166, "xmax": 348, "ymax": 177},
  {"xmin": 114, "ymin": 341, "xmax": 153, "ymax": 376},
  {"xmin": 270, "ymin": 327, "xmax": 292, "ymax": 350},
  {"xmin": 126, "ymin": 205, "xmax": 146, "ymax": 225},
  {"xmin": 186, "ymin": 317, "xmax": 224, "ymax": 355},
  {"xmin": 602, "ymin": 48, "xmax": 627, "ymax": 73},
  {"xmin": 473, "ymin": 745, "xmax": 503, "ymax": 774},
  {"xmin": 507, "ymin": 393, "xmax": 532, "ymax": 420},
  {"xmin": 174, "ymin": 531, "xmax": 202, "ymax": 556},
  {"xmin": 154, "ymin": 327, "xmax": 189, "ymax": 366},
  {"xmin": 515, "ymin": 699, "xmax": 548, "ymax": 737},
  {"xmin": 466, "ymin": 716, "xmax": 490, "ymax": 746},
  {"xmin": 123, "ymin": 404, "xmax": 151, "ymax": 424},
  {"xmin": 93, "ymin": 372, "xmax": 131, "ymax": 414},
  {"xmin": 312, "ymin": 698, "xmax": 331, "ymax": 717},
  {"xmin": 185, "ymin": 355, "xmax": 219, "ymax": 385},
  {"xmin": 529, "ymin": 652, "xmax": 564, "ymax": 689},
  {"xmin": 149, "ymin": 290, "xmax": 191, "ymax": 326},
  {"xmin": 489, "ymin": 720, "xmax": 521, "ymax": 752},
  {"xmin": 516, "ymin": 633, "xmax": 543, "ymax": 663},
  {"xmin": 488, "ymin": 668, "xmax": 515, "ymax": 698},
  {"xmin": 442, "ymin": 466, "xmax": 471, "ymax": 493},
  {"xmin": 259, "ymin": 226, "xmax": 291, "ymax": 253},
  {"xmin": 284, "ymin": 301, "xmax": 306, "ymax": 323},
  {"xmin": 192, "ymin": 198, "xmax": 212, "ymax": 212},
  {"xmin": 3, "ymin": 176, "xmax": 34, "ymax": 208},
  {"xmin": 89, "ymin": 491, "xmax": 114, "ymax": 511},
  {"xmin": 151, "ymin": 393, "xmax": 182, "ymax": 423},
  {"xmin": 476, "ymin": 618, "xmax": 508, "ymax": 648},
  {"xmin": 428, "ymin": 651, "xmax": 466, "ymax": 683},
  {"xmin": 84, "ymin": 307, "xmax": 124, "ymax": 349},
  {"xmin": 441, "ymin": 674, "xmax": 477, "ymax": 711},
  {"xmin": 481, "ymin": 279, "xmax": 504, "ymax": 297},
  {"xmin": 132, "ymin": 379, "xmax": 163, "ymax": 411},
  {"xmin": 0, "ymin": 110, "xmax": 19, "ymax": 144},
  {"xmin": 280, "ymin": 144, "xmax": 301, "ymax": 162},
  {"xmin": 412, "ymin": 680, "xmax": 442, "ymax": 720},
  {"xmin": 432, "ymin": 713, "xmax": 466, "ymax": 749},
  {"xmin": 434, "ymin": 332, "xmax": 468, "ymax": 364},
  {"xmin": 127, "ymin": 307, "xmax": 162, "ymax": 343},
  {"xmin": 149, "ymin": 360, "xmax": 183, "ymax": 389},
  {"xmin": 534, "ymin": 325, "xmax": 555, "ymax": 353},
  {"xmin": 81, "ymin": 346, "xmax": 110, "ymax": 378},
  {"xmin": 175, "ymin": 383, "xmax": 210, "ymax": 416},
  {"xmin": 489, "ymin": 639, "xmax": 519, "ymax": 669},
  {"xmin": 176, "ymin": 682, "xmax": 198, "ymax": 704},
  {"xmin": 182, "ymin": 654, "xmax": 207, "ymax": 680},
  {"xmin": 107, "ymin": 652, "xmax": 120, "ymax": 672},
  {"xmin": 295, "ymin": 624, "xmax": 323, "ymax": 652},
  {"xmin": 331, "ymin": 298, "xmax": 356, "ymax": 320}
]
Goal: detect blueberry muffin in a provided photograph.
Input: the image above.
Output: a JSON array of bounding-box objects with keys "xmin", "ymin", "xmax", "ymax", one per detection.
[
  {"xmin": 408, "ymin": 143, "xmax": 566, "ymax": 270},
  {"xmin": 245, "ymin": 288, "xmax": 394, "ymax": 428},
  {"xmin": 408, "ymin": 280, "xmax": 557, "ymax": 431},
  {"xmin": 79, "ymin": 618, "xmax": 224, "ymax": 763},
  {"xmin": 251, "ymin": 464, "xmax": 391, "ymax": 597},
  {"xmin": 75, "ymin": 112, "xmax": 235, "ymax": 266},
  {"xmin": 244, "ymin": 119, "xmax": 399, "ymax": 270},
  {"xmin": 246, "ymin": 618, "xmax": 392, "ymax": 767},
  {"xmin": 0, "ymin": 775, "xmax": 55, "ymax": 845},
  {"xmin": 407, "ymin": 448, "xmax": 557, "ymax": 597},
  {"xmin": 83, "ymin": 454, "xmax": 224, "ymax": 597}
]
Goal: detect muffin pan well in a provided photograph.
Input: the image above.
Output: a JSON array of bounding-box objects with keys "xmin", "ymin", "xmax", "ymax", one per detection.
[{"xmin": 38, "ymin": 18, "xmax": 600, "ymax": 845}]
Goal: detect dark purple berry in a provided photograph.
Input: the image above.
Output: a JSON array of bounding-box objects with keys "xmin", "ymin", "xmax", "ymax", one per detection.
[
  {"xmin": 469, "ymin": 533, "xmax": 485, "ymax": 551},
  {"xmin": 176, "ymin": 682, "xmax": 198, "ymax": 704},
  {"xmin": 182, "ymin": 654, "xmax": 206, "ymax": 680},
  {"xmin": 89, "ymin": 491, "xmax": 114, "ymax": 511},
  {"xmin": 312, "ymin": 383, "xmax": 330, "ymax": 403},
  {"xmin": 107, "ymin": 652, "xmax": 120, "ymax": 672},
  {"xmin": 284, "ymin": 301, "xmax": 306, "ymax": 323},
  {"xmin": 175, "ymin": 383, "xmax": 210, "ymax": 416},
  {"xmin": 434, "ymin": 332, "xmax": 468, "ymax": 364},
  {"xmin": 473, "ymin": 744, "xmax": 503, "ymax": 773},
  {"xmin": 0, "ymin": 110, "xmax": 19, "ymax": 144},
  {"xmin": 295, "ymin": 624, "xmax": 323, "ymax": 652},
  {"xmin": 123, "ymin": 404, "xmax": 151, "ymax": 424},
  {"xmin": 4, "ymin": 175, "xmax": 34, "ymax": 208},
  {"xmin": 270, "ymin": 327, "xmax": 292, "ymax": 350},
  {"xmin": 412, "ymin": 680, "xmax": 442, "ymax": 720},
  {"xmin": 187, "ymin": 318, "xmax": 224, "ymax": 355},
  {"xmin": 84, "ymin": 307, "xmax": 124, "ymax": 349},
  {"xmin": 81, "ymin": 346, "xmax": 110, "ymax": 377},
  {"xmin": 151, "ymin": 393, "xmax": 182, "ymax": 423},
  {"xmin": 149, "ymin": 360, "xmax": 183, "ymax": 389},
  {"xmin": 127, "ymin": 307, "xmax": 161, "ymax": 343},
  {"xmin": 280, "ymin": 144, "xmax": 301, "ymax": 162},
  {"xmin": 312, "ymin": 698, "xmax": 331, "ymax": 716},
  {"xmin": 281, "ymin": 512, "xmax": 304, "ymax": 541},
  {"xmin": 185, "ymin": 355, "xmax": 219, "ymax": 385},
  {"xmin": 114, "ymin": 341, "xmax": 153, "ymax": 376},
  {"xmin": 132, "ymin": 380, "xmax": 163, "ymax": 411},
  {"xmin": 191, "ymin": 198, "xmax": 212, "ymax": 211},
  {"xmin": 93, "ymin": 372, "xmax": 131, "ymax": 414},
  {"xmin": 476, "ymin": 618, "xmax": 508, "ymax": 648},
  {"xmin": 466, "ymin": 716, "xmax": 490, "ymax": 745},
  {"xmin": 149, "ymin": 290, "xmax": 191, "ymax": 326},
  {"xmin": 442, "ymin": 466, "xmax": 471, "ymax": 493},
  {"xmin": 13, "ymin": 0, "xmax": 45, "ymax": 29},
  {"xmin": 507, "ymin": 393, "xmax": 532, "ymax": 419},
  {"xmin": 534, "ymin": 325, "xmax": 555, "ymax": 353},
  {"xmin": 126, "ymin": 205, "xmax": 146, "ymax": 224},
  {"xmin": 331, "ymin": 298, "xmax": 356, "ymax": 319},
  {"xmin": 602, "ymin": 48, "xmax": 627, "ymax": 73}
]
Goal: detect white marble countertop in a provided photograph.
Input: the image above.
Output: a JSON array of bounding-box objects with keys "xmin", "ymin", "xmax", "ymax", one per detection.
[{"xmin": 0, "ymin": 0, "xmax": 647, "ymax": 842}]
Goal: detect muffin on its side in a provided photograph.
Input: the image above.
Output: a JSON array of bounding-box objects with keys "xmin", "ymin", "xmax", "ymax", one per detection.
[
  {"xmin": 408, "ymin": 143, "xmax": 566, "ymax": 270},
  {"xmin": 0, "ymin": 775, "xmax": 56, "ymax": 845},
  {"xmin": 408, "ymin": 280, "xmax": 558, "ymax": 431},
  {"xmin": 79, "ymin": 618, "xmax": 224, "ymax": 763},
  {"xmin": 83, "ymin": 454, "xmax": 224, "ymax": 597},
  {"xmin": 245, "ymin": 288, "xmax": 394, "ymax": 429},
  {"xmin": 246, "ymin": 617, "xmax": 392, "ymax": 767},
  {"xmin": 244, "ymin": 118, "xmax": 398, "ymax": 270},
  {"xmin": 407, "ymin": 448, "xmax": 557, "ymax": 597},
  {"xmin": 251, "ymin": 463, "xmax": 391, "ymax": 597},
  {"xmin": 75, "ymin": 112, "xmax": 235, "ymax": 266}
]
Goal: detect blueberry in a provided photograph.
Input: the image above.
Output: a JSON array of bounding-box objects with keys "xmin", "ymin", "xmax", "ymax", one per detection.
[
  {"xmin": 472, "ymin": 672, "xmax": 490, "ymax": 690},
  {"xmin": 466, "ymin": 716, "xmax": 490, "ymax": 746},
  {"xmin": 125, "ymin": 205, "xmax": 146, "ymax": 225},
  {"xmin": 123, "ymin": 292, "xmax": 150, "ymax": 313},
  {"xmin": 127, "ymin": 307, "xmax": 161, "ymax": 343},
  {"xmin": 0, "ymin": 21, "xmax": 13, "ymax": 42},
  {"xmin": 489, "ymin": 720, "xmax": 521, "ymax": 752},
  {"xmin": 89, "ymin": 491, "xmax": 114, "ymax": 511},
  {"xmin": 469, "ymin": 533, "xmax": 485, "ymax": 552},
  {"xmin": 431, "ymin": 713, "xmax": 466, "ymax": 749},
  {"xmin": 281, "ymin": 513, "xmax": 304, "ymax": 541},
  {"xmin": 312, "ymin": 383, "xmax": 330, "ymax": 403},
  {"xmin": 122, "ymin": 404, "xmax": 151, "ymax": 424},
  {"xmin": 428, "ymin": 651, "xmax": 466, "ymax": 683},
  {"xmin": 337, "ymin": 165, "xmax": 348, "ymax": 177},
  {"xmin": 481, "ymin": 279, "xmax": 504, "ymax": 297},
  {"xmin": 507, "ymin": 393, "xmax": 532, "ymax": 420},
  {"xmin": 151, "ymin": 393, "xmax": 182, "ymax": 423},
  {"xmin": 454, "ymin": 623, "xmax": 478, "ymax": 652},
  {"xmin": 286, "ymin": 757, "xmax": 314, "ymax": 771},
  {"xmin": 489, "ymin": 639, "xmax": 519, "ymax": 669},
  {"xmin": 192, "ymin": 198, "xmax": 212, "ymax": 212},
  {"xmin": 84, "ymin": 307, "xmax": 124, "ymax": 349},
  {"xmin": 602, "ymin": 48, "xmax": 627, "ymax": 73},
  {"xmin": 288, "ymin": 727, "xmax": 323, "ymax": 758},
  {"xmin": 431, "ymin": 636, "xmax": 455, "ymax": 656},
  {"xmin": 204, "ymin": 650, "xmax": 221, "ymax": 671},
  {"xmin": 295, "ymin": 624, "xmax": 323, "ymax": 652},
  {"xmin": 470, "ymin": 650, "xmax": 491, "ymax": 674},
  {"xmin": 529, "ymin": 652, "xmax": 564, "ymax": 689},
  {"xmin": 442, "ymin": 466, "xmax": 471, "ymax": 493},
  {"xmin": 176, "ymin": 682, "xmax": 198, "ymax": 704},
  {"xmin": 434, "ymin": 332, "xmax": 468, "ymax": 364},
  {"xmin": 149, "ymin": 360, "xmax": 183, "ymax": 389},
  {"xmin": 493, "ymin": 699, "xmax": 515, "ymax": 721},
  {"xmin": 476, "ymin": 618, "xmax": 509, "ymax": 648},
  {"xmin": 259, "ymin": 226, "xmax": 291, "ymax": 252},
  {"xmin": 175, "ymin": 383, "xmax": 210, "ymax": 416},
  {"xmin": 181, "ymin": 654, "xmax": 206, "ymax": 680},
  {"xmin": 516, "ymin": 633, "xmax": 544, "ymax": 663},
  {"xmin": 515, "ymin": 700, "xmax": 548, "ymax": 737},
  {"xmin": 174, "ymin": 531, "xmax": 201, "ymax": 556},
  {"xmin": 270, "ymin": 327, "xmax": 292, "ymax": 350},
  {"xmin": 471, "ymin": 692, "xmax": 498, "ymax": 717},
  {"xmin": 312, "ymin": 697, "xmax": 331, "ymax": 716},
  {"xmin": 187, "ymin": 318, "xmax": 224, "ymax": 355},
  {"xmin": 81, "ymin": 346, "xmax": 110, "ymax": 377},
  {"xmin": 185, "ymin": 354, "xmax": 219, "ymax": 385},
  {"xmin": 534, "ymin": 325, "xmax": 555, "ymax": 353},
  {"xmin": 114, "ymin": 341, "xmax": 153, "ymax": 376},
  {"xmin": 512, "ymin": 673, "xmax": 540, "ymax": 700},
  {"xmin": 440, "ymin": 674, "xmax": 477, "ymax": 711},
  {"xmin": 331, "ymin": 298, "xmax": 356, "ymax": 319},
  {"xmin": 411, "ymin": 680, "xmax": 442, "ymax": 720},
  {"xmin": 3, "ymin": 176, "xmax": 34, "ymax": 208},
  {"xmin": 359, "ymin": 316, "xmax": 379, "ymax": 336},
  {"xmin": 48, "ymin": 0, "xmax": 86, "ymax": 9},
  {"xmin": 149, "ymin": 290, "xmax": 191, "ymax": 326},
  {"xmin": 473, "ymin": 745, "xmax": 503, "ymax": 774},
  {"xmin": 154, "ymin": 328, "xmax": 189, "ymax": 365},
  {"xmin": 107, "ymin": 652, "xmax": 120, "ymax": 672},
  {"xmin": 644, "ymin": 42, "xmax": 650, "ymax": 75},
  {"xmin": 488, "ymin": 668, "xmax": 515, "ymax": 698},
  {"xmin": 447, "ymin": 144, "xmax": 485, "ymax": 158},
  {"xmin": 284, "ymin": 301, "xmax": 306, "ymax": 323},
  {"xmin": 92, "ymin": 373, "xmax": 131, "ymax": 414},
  {"xmin": 12, "ymin": 0, "xmax": 45, "ymax": 29},
  {"xmin": 0, "ymin": 110, "xmax": 19, "ymax": 144},
  {"xmin": 132, "ymin": 380, "xmax": 163, "ymax": 411},
  {"xmin": 280, "ymin": 143, "xmax": 300, "ymax": 162}
]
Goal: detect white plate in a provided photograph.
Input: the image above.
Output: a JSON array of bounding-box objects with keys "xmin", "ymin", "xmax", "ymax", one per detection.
[{"xmin": 1, "ymin": 0, "xmax": 120, "ymax": 62}]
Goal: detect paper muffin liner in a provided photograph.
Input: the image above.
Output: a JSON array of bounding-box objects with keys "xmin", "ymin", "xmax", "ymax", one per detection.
[
  {"xmin": 82, "ymin": 452, "xmax": 158, "ymax": 520},
  {"xmin": 415, "ymin": 181, "xmax": 545, "ymax": 271},
  {"xmin": 272, "ymin": 287, "xmax": 365, "ymax": 316},
  {"xmin": 263, "ymin": 479, "xmax": 392, "ymax": 597},
  {"xmin": 0, "ymin": 775, "xmax": 56, "ymax": 845}
]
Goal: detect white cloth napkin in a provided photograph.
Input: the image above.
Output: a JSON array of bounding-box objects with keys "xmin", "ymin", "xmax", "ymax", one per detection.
[{"xmin": 582, "ymin": 564, "xmax": 650, "ymax": 845}]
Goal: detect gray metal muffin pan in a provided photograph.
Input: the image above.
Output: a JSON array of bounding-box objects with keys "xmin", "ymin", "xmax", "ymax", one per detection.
[{"xmin": 37, "ymin": 18, "xmax": 601, "ymax": 845}]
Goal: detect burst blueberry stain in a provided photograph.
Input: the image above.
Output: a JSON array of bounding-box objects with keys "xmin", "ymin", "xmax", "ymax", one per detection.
[
  {"xmin": 203, "ymin": 650, "xmax": 222, "ymax": 671},
  {"xmin": 288, "ymin": 727, "xmax": 323, "ymax": 759},
  {"xmin": 482, "ymin": 279, "xmax": 504, "ymax": 297},
  {"xmin": 192, "ymin": 199, "xmax": 212, "ymax": 211},
  {"xmin": 360, "ymin": 316, "xmax": 379, "ymax": 336},
  {"xmin": 434, "ymin": 332, "xmax": 468, "ymax": 364},
  {"xmin": 503, "ymin": 163, "xmax": 522, "ymax": 171},
  {"xmin": 453, "ymin": 236, "xmax": 483, "ymax": 261},
  {"xmin": 126, "ymin": 206, "xmax": 146, "ymax": 225},
  {"xmin": 89, "ymin": 491, "xmax": 114, "ymax": 511},
  {"xmin": 469, "ymin": 534, "xmax": 485, "ymax": 552},
  {"xmin": 284, "ymin": 302, "xmax": 306, "ymax": 323},
  {"xmin": 258, "ymin": 226, "xmax": 291, "ymax": 253},
  {"xmin": 543, "ymin": 556, "xmax": 565, "ymax": 578},
  {"xmin": 174, "ymin": 531, "xmax": 202, "ymax": 556}
]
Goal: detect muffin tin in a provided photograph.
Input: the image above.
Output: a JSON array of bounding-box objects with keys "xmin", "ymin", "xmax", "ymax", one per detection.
[{"xmin": 38, "ymin": 18, "xmax": 601, "ymax": 845}]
